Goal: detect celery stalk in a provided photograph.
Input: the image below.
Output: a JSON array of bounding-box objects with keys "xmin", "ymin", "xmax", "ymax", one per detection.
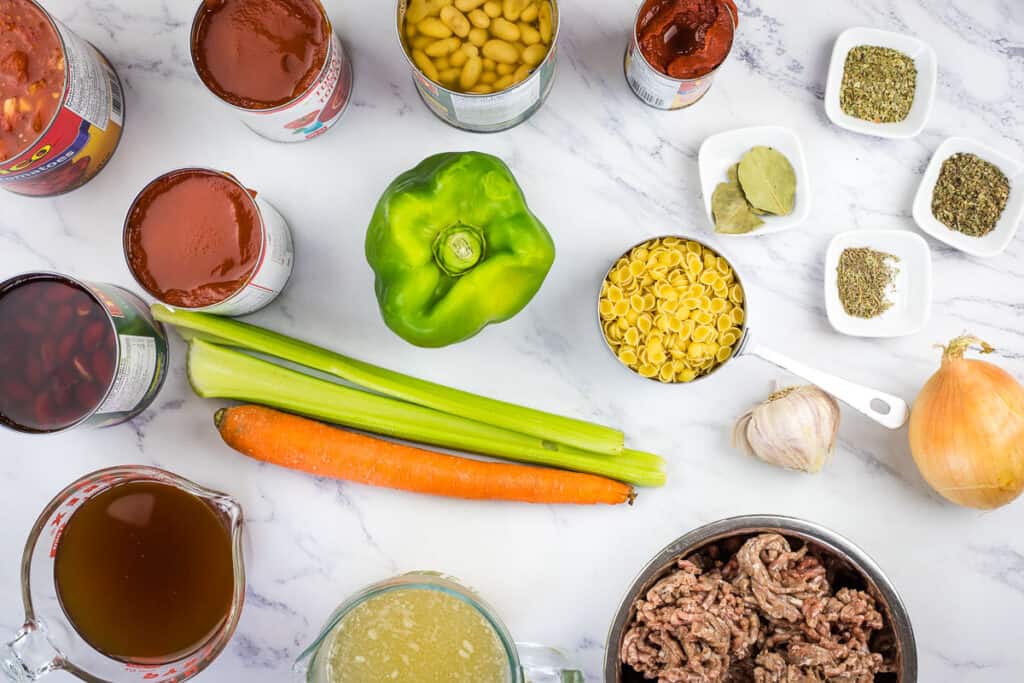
[
  {"xmin": 153, "ymin": 305, "xmax": 624, "ymax": 455},
  {"xmin": 188, "ymin": 340, "xmax": 665, "ymax": 487}
]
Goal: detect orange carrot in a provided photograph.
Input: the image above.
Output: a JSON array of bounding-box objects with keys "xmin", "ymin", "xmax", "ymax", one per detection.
[{"xmin": 215, "ymin": 405, "xmax": 636, "ymax": 506}]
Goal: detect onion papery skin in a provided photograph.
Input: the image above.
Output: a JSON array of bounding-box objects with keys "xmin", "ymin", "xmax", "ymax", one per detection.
[{"xmin": 909, "ymin": 338, "xmax": 1024, "ymax": 510}]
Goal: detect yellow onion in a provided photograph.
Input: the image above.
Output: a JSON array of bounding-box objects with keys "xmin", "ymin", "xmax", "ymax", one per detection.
[{"xmin": 909, "ymin": 335, "xmax": 1024, "ymax": 509}]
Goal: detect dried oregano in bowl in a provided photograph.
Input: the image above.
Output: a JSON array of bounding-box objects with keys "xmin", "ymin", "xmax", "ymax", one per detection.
[
  {"xmin": 840, "ymin": 45, "xmax": 917, "ymax": 123},
  {"xmin": 932, "ymin": 152, "xmax": 1011, "ymax": 238}
]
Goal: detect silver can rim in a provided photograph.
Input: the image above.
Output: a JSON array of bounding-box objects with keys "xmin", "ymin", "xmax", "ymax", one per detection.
[
  {"xmin": 0, "ymin": 272, "xmax": 165, "ymax": 435},
  {"xmin": 189, "ymin": 0, "xmax": 339, "ymax": 114},
  {"xmin": 603, "ymin": 514, "xmax": 918, "ymax": 682},
  {"xmin": 122, "ymin": 167, "xmax": 272, "ymax": 312}
]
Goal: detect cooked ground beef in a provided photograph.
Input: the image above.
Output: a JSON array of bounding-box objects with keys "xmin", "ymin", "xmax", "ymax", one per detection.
[{"xmin": 620, "ymin": 533, "xmax": 893, "ymax": 682}]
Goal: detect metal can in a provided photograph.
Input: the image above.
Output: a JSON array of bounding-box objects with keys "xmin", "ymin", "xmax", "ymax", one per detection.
[
  {"xmin": 397, "ymin": 0, "xmax": 560, "ymax": 133},
  {"xmin": 0, "ymin": 272, "xmax": 168, "ymax": 434},
  {"xmin": 0, "ymin": 0, "xmax": 124, "ymax": 197},
  {"xmin": 123, "ymin": 168, "xmax": 295, "ymax": 317},
  {"xmin": 624, "ymin": 1, "xmax": 735, "ymax": 110},
  {"xmin": 189, "ymin": 0, "xmax": 353, "ymax": 143}
]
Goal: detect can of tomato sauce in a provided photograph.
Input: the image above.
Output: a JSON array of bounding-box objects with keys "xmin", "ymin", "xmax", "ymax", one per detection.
[
  {"xmin": 0, "ymin": 273, "xmax": 168, "ymax": 434},
  {"xmin": 397, "ymin": 0, "xmax": 559, "ymax": 133},
  {"xmin": 190, "ymin": 0, "xmax": 353, "ymax": 142},
  {"xmin": 0, "ymin": 0, "xmax": 124, "ymax": 196},
  {"xmin": 624, "ymin": 0, "xmax": 736, "ymax": 110},
  {"xmin": 123, "ymin": 168, "xmax": 295, "ymax": 317}
]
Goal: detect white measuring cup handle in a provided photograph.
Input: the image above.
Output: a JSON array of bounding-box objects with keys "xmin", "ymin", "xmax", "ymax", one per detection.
[
  {"xmin": 515, "ymin": 643, "xmax": 583, "ymax": 683},
  {"xmin": 744, "ymin": 342, "xmax": 909, "ymax": 429}
]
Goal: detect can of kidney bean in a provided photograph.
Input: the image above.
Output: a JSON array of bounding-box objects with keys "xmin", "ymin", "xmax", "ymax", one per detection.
[
  {"xmin": 123, "ymin": 168, "xmax": 295, "ymax": 317},
  {"xmin": 0, "ymin": 273, "xmax": 168, "ymax": 434},
  {"xmin": 0, "ymin": 0, "xmax": 125, "ymax": 197},
  {"xmin": 624, "ymin": 0, "xmax": 736, "ymax": 110},
  {"xmin": 189, "ymin": 0, "xmax": 353, "ymax": 142},
  {"xmin": 397, "ymin": 0, "xmax": 559, "ymax": 133}
]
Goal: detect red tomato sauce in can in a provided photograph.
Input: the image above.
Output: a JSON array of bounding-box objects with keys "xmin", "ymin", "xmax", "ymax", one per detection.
[
  {"xmin": 0, "ymin": 0, "xmax": 124, "ymax": 196},
  {"xmin": 192, "ymin": 0, "xmax": 329, "ymax": 110},
  {"xmin": 124, "ymin": 169, "xmax": 263, "ymax": 310},
  {"xmin": 637, "ymin": 0, "xmax": 736, "ymax": 79}
]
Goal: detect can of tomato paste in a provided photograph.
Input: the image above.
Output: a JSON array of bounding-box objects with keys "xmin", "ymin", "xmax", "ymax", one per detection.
[
  {"xmin": 0, "ymin": 0, "xmax": 124, "ymax": 196},
  {"xmin": 123, "ymin": 168, "xmax": 295, "ymax": 317},
  {"xmin": 0, "ymin": 272, "xmax": 168, "ymax": 434},
  {"xmin": 624, "ymin": 0, "xmax": 736, "ymax": 110},
  {"xmin": 396, "ymin": 0, "xmax": 560, "ymax": 133},
  {"xmin": 189, "ymin": 0, "xmax": 353, "ymax": 142}
]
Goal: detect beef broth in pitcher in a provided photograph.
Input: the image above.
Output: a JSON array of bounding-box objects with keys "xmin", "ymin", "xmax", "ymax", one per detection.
[{"xmin": 53, "ymin": 481, "xmax": 236, "ymax": 662}]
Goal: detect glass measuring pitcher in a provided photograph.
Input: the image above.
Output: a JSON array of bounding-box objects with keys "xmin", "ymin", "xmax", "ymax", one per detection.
[
  {"xmin": 295, "ymin": 572, "xmax": 583, "ymax": 683},
  {"xmin": 2, "ymin": 466, "xmax": 246, "ymax": 683}
]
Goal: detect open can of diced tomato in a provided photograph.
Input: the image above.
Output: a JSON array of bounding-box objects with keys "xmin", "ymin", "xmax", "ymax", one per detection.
[
  {"xmin": 396, "ymin": 0, "xmax": 559, "ymax": 133},
  {"xmin": 189, "ymin": 0, "xmax": 353, "ymax": 142},
  {"xmin": 0, "ymin": 0, "xmax": 125, "ymax": 196},
  {"xmin": 624, "ymin": 0, "xmax": 736, "ymax": 110},
  {"xmin": 123, "ymin": 167, "xmax": 295, "ymax": 317},
  {"xmin": 0, "ymin": 272, "xmax": 168, "ymax": 434}
]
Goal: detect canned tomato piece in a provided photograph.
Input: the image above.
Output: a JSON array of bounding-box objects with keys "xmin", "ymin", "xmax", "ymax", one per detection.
[
  {"xmin": 0, "ymin": 273, "xmax": 167, "ymax": 434},
  {"xmin": 123, "ymin": 168, "xmax": 294, "ymax": 316},
  {"xmin": 0, "ymin": 0, "xmax": 124, "ymax": 196},
  {"xmin": 190, "ymin": 0, "xmax": 353, "ymax": 142},
  {"xmin": 624, "ymin": 0, "xmax": 736, "ymax": 110},
  {"xmin": 397, "ymin": 0, "xmax": 560, "ymax": 132}
]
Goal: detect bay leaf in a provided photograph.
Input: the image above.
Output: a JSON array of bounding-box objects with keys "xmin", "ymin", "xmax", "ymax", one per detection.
[
  {"xmin": 727, "ymin": 163, "xmax": 768, "ymax": 215},
  {"xmin": 737, "ymin": 146, "xmax": 796, "ymax": 216},
  {"xmin": 712, "ymin": 181, "xmax": 765, "ymax": 234}
]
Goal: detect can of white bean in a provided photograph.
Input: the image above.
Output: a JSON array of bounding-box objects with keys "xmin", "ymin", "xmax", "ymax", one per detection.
[{"xmin": 397, "ymin": 0, "xmax": 559, "ymax": 132}]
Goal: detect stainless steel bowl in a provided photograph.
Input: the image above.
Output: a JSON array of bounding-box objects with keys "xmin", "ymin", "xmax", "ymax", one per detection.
[{"xmin": 604, "ymin": 515, "xmax": 917, "ymax": 682}]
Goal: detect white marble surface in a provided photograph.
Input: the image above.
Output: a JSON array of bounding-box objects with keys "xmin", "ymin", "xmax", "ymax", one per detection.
[{"xmin": 1, "ymin": 0, "xmax": 1022, "ymax": 680}]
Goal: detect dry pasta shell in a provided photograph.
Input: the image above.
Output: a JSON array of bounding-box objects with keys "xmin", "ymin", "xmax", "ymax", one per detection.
[
  {"xmin": 598, "ymin": 299, "xmax": 615, "ymax": 319},
  {"xmin": 638, "ymin": 364, "xmax": 658, "ymax": 378}
]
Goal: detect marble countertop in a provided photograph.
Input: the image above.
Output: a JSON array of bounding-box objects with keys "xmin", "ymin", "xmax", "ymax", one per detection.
[{"xmin": 1, "ymin": 0, "xmax": 1022, "ymax": 680}]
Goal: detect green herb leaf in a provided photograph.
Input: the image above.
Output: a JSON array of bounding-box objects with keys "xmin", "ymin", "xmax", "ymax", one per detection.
[{"xmin": 712, "ymin": 180, "xmax": 765, "ymax": 234}]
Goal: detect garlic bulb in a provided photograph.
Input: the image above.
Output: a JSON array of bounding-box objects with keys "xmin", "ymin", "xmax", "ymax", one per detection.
[{"xmin": 732, "ymin": 386, "xmax": 841, "ymax": 473}]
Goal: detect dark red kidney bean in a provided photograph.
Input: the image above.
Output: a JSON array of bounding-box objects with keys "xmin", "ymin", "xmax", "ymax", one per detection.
[
  {"xmin": 15, "ymin": 317, "xmax": 45, "ymax": 335},
  {"xmin": 72, "ymin": 354, "xmax": 94, "ymax": 382},
  {"xmin": 44, "ymin": 284, "xmax": 76, "ymax": 303},
  {"xmin": 49, "ymin": 303, "xmax": 73, "ymax": 333},
  {"xmin": 39, "ymin": 340, "xmax": 58, "ymax": 373},
  {"xmin": 91, "ymin": 349, "xmax": 114, "ymax": 386},
  {"xmin": 24, "ymin": 356, "xmax": 43, "ymax": 387},
  {"xmin": 74, "ymin": 382, "xmax": 103, "ymax": 412},
  {"xmin": 74, "ymin": 301, "xmax": 93, "ymax": 317},
  {"xmin": 33, "ymin": 393, "xmax": 55, "ymax": 427},
  {"xmin": 81, "ymin": 321, "xmax": 107, "ymax": 351},
  {"xmin": 3, "ymin": 380, "xmax": 32, "ymax": 403},
  {"xmin": 56, "ymin": 333, "xmax": 78, "ymax": 364},
  {"xmin": 50, "ymin": 382, "xmax": 72, "ymax": 409}
]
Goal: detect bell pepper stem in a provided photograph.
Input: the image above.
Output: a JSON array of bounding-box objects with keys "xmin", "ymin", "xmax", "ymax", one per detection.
[{"xmin": 433, "ymin": 224, "xmax": 485, "ymax": 276}]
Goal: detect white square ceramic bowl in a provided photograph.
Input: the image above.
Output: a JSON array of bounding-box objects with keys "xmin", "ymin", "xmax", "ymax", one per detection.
[
  {"xmin": 824, "ymin": 27, "xmax": 937, "ymax": 139},
  {"xmin": 824, "ymin": 229, "xmax": 933, "ymax": 338},
  {"xmin": 912, "ymin": 137, "xmax": 1024, "ymax": 258},
  {"xmin": 698, "ymin": 125, "xmax": 811, "ymax": 237}
]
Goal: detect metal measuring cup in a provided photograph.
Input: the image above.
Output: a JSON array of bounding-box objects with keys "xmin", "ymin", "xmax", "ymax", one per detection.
[{"xmin": 598, "ymin": 236, "xmax": 909, "ymax": 429}]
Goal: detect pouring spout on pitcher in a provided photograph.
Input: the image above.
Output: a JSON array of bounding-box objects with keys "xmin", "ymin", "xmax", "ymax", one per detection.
[{"xmin": 2, "ymin": 622, "xmax": 63, "ymax": 682}]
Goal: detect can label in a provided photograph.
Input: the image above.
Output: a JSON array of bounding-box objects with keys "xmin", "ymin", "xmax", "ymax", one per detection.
[
  {"xmin": 624, "ymin": 41, "xmax": 716, "ymax": 110},
  {"xmin": 0, "ymin": 17, "xmax": 124, "ymax": 196},
  {"xmin": 197, "ymin": 195, "xmax": 294, "ymax": 316},
  {"xmin": 230, "ymin": 32, "xmax": 353, "ymax": 142},
  {"xmin": 83, "ymin": 284, "xmax": 168, "ymax": 429}
]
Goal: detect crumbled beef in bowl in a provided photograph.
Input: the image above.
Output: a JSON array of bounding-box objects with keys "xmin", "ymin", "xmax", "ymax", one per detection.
[{"xmin": 620, "ymin": 533, "xmax": 896, "ymax": 682}]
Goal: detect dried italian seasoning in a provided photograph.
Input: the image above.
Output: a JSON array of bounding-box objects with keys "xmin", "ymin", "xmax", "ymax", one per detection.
[
  {"xmin": 836, "ymin": 247, "xmax": 899, "ymax": 319},
  {"xmin": 839, "ymin": 45, "xmax": 917, "ymax": 123},
  {"xmin": 932, "ymin": 152, "xmax": 1010, "ymax": 238}
]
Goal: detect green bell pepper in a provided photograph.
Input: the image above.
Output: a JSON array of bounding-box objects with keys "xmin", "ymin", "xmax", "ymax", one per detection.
[{"xmin": 366, "ymin": 152, "xmax": 555, "ymax": 348}]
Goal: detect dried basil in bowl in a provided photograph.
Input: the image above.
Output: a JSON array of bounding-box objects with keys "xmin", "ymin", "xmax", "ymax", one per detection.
[
  {"xmin": 840, "ymin": 45, "xmax": 917, "ymax": 123},
  {"xmin": 931, "ymin": 152, "xmax": 1011, "ymax": 238}
]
